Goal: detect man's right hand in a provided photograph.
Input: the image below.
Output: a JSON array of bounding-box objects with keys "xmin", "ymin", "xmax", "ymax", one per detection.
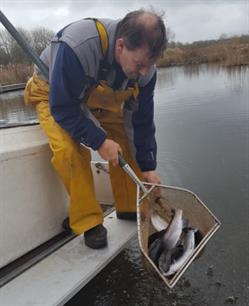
[{"xmin": 97, "ymin": 139, "xmax": 122, "ymax": 166}]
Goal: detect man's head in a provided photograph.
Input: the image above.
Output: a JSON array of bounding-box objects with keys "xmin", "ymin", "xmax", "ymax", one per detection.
[{"xmin": 115, "ymin": 9, "xmax": 167, "ymax": 80}]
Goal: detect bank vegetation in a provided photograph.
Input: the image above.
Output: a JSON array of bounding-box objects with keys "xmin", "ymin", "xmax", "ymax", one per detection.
[
  {"xmin": 0, "ymin": 28, "xmax": 249, "ymax": 85},
  {"xmin": 0, "ymin": 27, "xmax": 54, "ymax": 85},
  {"xmin": 157, "ymin": 35, "xmax": 249, "ymax": 68}
]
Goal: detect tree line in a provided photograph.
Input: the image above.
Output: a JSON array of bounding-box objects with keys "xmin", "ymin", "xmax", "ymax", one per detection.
[
  {"xmin": 0, "ymin": 27, "xmax": 54, "ymax": 65},
  {"xmin": 168, "ymin": 34, "xmax": 249, "ymax": 49}
]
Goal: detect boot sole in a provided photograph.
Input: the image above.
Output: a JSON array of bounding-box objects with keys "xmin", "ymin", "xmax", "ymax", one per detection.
[{"xmin": 84, "ymin": 238, "xmax": 108, "ymax": 249}]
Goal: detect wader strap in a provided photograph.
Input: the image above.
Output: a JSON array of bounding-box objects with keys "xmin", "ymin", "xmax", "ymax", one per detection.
[
  {"xmin": 94, "ymin": 19, "xmax": 108, "ymax": 56},
  {"xmin": 85, "ymin": 18, "xmax": 108, "ymax": 57}
]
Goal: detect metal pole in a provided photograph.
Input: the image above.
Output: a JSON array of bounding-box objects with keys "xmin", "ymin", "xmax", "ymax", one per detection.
[
  {"xmin": 0, "ymin": 10, "xmax": 49, "ymax": 79},
  {"xmin": 118, "ymin": 155, "xmax": 148, "ymax": 193}
]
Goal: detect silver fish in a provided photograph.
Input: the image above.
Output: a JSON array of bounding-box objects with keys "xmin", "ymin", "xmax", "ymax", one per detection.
[
  {"xmin": 162, "ymin": 208, "xmax": 184, "ymax": 250},
  {"xmin": 151, "ymin": 212, "xmax": 169, "ymax": 231},
  {"xmin": 158, "ymin": 243, "xmax": 184, "ymax": 273},
  {"xmin": 148, "ymin": 237, "xmax": 164, "ymax": 266},
  {"xmin": 148, "ymin": 209, "xmax": 184, "ymax": 265},
  {"xmin": 160, "ymin": 228, "xmax": 196, "ymax": 276}
]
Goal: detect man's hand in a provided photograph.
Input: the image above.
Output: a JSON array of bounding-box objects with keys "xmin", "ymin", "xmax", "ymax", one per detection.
[
  {"xmin": 98, "ymin": 139, "xmax": 122, "ymax": 166},
  {"xmin": 142, "ymin": 170, "xmax": 161, "ymax": 196},
  {"xmin": 142, "ymin": 170, "xmax": 161, "ymax": 184}
]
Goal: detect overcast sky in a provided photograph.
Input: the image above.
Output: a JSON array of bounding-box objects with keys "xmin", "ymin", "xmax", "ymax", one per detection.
[{"xmin": 1, "ymin": 0, "xmax": 249, "ymax": 43}]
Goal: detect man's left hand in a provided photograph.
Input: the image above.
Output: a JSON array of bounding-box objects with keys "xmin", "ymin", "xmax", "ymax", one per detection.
[{"xmin": 142, "ymin": 170, "xmax": 161, "ymax": 184}]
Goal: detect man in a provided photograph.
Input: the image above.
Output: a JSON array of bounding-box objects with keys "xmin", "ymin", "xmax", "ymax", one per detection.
[{"xmin": 24, "ymin": 9, "xmax": 167, "ymax": 249}]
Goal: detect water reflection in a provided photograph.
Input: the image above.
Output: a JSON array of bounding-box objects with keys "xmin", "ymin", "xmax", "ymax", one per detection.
[
  {"xmin": 157, "ymin": 67, "xmax": 176, "ymax": 88},
  {"xmin": 183, "ymin": 64, "xmax": 200, "ymax": 77},
  {"xmin": 157, "ymin": 63, "xmax": 249, "ymax": 88},
  {"xmin": 0, "ymin": 91, "xmax": 38, "ymax": 128},
  {"xmin": 225, "ymin": 65, "xmax": 249, "ymax": 91}
]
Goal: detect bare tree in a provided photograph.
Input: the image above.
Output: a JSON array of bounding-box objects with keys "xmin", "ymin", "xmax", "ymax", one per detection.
[
  {"xmin": 0, "ymin": 26, "xmax": 54, "ymax": 66},
  {"xmin": 219, "ymin": 33, "xmax": 228, "ymax": 40},
  {"xmin": 31, "ymin": 27, "xmax": 54, "ymax": 55},
  {"xmin": 166, "ymin": 27, "xmax": 176, "ymax": 42},
  {"xmin": 0, "ymin": 30, "xmax": 12, "ymax": 57},
  {"xmin": 9, "ymin": 27, "xmax": 32, "ymax": 64},
  {"xmin": 0, "ymin": 47, "xmax": 9, "ymax": 65}
]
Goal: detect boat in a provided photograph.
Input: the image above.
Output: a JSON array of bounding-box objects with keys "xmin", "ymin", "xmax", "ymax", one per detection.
[{"xmin": 0, "ymin": 84, "xmax": 137, "ymax": 305}]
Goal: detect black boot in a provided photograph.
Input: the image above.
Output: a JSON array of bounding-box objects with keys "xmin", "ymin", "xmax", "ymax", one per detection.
[
  {"xmin": 116, "ymin": 211, "xmax": 137, "ymax": 220},
  {"xmin": 84, "ymin": 224, "xmax": 108, "ymax": 249}
]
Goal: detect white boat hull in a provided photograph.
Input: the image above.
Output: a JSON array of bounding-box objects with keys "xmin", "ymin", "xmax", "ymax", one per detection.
[{"xmin": 0, "ymin": 125, "xmax": 113, "ymax": 269}]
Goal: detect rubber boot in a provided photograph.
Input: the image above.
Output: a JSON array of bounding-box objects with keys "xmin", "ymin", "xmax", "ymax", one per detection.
[
  {"xmin": 84, "ymin": 224, "xmax": 108, "ymax": 249},
  {"xmin": 116, "ymin": 211, "xmax": 137, "ymax": 220}
]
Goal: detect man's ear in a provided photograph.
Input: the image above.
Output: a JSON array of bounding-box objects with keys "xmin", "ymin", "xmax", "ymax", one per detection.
[{"xmin": 116, "ymin": 38, "xmax": 125, "ymax": 53}]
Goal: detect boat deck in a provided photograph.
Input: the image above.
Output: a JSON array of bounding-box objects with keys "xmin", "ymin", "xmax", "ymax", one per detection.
[{"xmin": 0, "ymin": 211, "xmax": 137, "ymax": 305}]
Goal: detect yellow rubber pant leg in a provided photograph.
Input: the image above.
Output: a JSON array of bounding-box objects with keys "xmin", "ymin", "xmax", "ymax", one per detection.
[
  {"xmin": 35, "ymin": 100, "xmax": 103, "ymax": 234},
  {"xmin": 104, "ymin": 122, "xmax": 143, "ymax": 213}
]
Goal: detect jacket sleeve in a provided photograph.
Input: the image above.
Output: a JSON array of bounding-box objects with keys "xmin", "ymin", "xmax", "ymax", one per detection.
[
  {"xmin": 49, "ymin": 42, "xmax": 106, "ymax": 150},
  {"xmin": 132, "ymin": 72, "xmax": 157, "ymax": 171}
]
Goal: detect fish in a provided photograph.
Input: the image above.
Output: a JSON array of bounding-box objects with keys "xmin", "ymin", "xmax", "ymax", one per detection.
[
  {"xmin": 159, "ymin": 228, "xmax": 196, "ymax": 277},
  {"xmin": 151, "ymin": 211, "xmax": 169, "ymax": 231},
  {"xmin": 148, "ymin": 228, "xmax": 167, "ymax": 247},
  {"xmin": 162, "ymin": 208, "xmax": 184, "ymax": 250},
  {"xmin": 158, "ymin": 243, "xmax": 184, "ymax": 273},
  {"xmin": 148, "ymin": 209, "xmax": 186, "ymax": 266},
  {"xmin": 148, "ymin": 237, "xmax": 164, "ymax": 266}
]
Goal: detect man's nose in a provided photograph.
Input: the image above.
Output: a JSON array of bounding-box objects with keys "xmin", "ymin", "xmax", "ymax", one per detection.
[{"xmin": 139, "ymin": 66, "xmax": 150, "ymax": 77}]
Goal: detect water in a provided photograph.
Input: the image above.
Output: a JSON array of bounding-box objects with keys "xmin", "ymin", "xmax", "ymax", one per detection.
[
  {"xmin": 67, "ymin": 64, "xmax": 249, "ymax": 306},
  {"xmin": 0, "ymin": 89, "xmax": 38, "ymax": 128}
]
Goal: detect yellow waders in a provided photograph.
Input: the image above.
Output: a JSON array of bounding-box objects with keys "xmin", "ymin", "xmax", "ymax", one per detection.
[
  {"xmin": 23, "ymin": 20, "xmax": 142, "ymax": 235},
  {"xmin": 24, "ymin": 20, "xmax": 141, "ymax": 234},
  {"xmin": 24, "ymin": 75, "xmax": 142, "ymax": 235}
]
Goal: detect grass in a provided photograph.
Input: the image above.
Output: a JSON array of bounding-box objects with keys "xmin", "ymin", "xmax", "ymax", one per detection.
[
  {"xmin": 0, "ymin": 64, "xmax": 33, "ymax": 85},
  {"xmin": 157, "ymin": 38, "xmax": 249, "ymax": 68}
]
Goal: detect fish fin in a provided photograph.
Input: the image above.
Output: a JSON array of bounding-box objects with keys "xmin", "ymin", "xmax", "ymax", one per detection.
[
  {"xmin": 171, "ymin": 208, "xmax": 176, "ymax": 215},
  {"xmin": 151, "ymin": 212, "xmax": 169, "ymax": 232},
  {"xmin": 182, "ymin": 226, "xmax": 198, "ymax": 235},
  {"xmin": 182, "ymin": 227, "xmax": 189, "ymax": 234},
  {"xmin": 148, "ymin": 229, "xmax": 167, "ymax": 247},
  {"xmin": 194, "ymin": 229, "xmax": 204, "ymax": 246},
  {"xmin": 182, "ymin": 218, "xmax": 189, "ymax": 230}
]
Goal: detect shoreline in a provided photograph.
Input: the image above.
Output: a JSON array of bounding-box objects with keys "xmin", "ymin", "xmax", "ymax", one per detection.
[{"xmin": 157, "ymin": 37, "xmax": 249, "ymax": 68}]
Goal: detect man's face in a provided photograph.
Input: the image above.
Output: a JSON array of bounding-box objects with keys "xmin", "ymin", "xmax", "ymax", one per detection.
[{"xmin": 115, "ymin": 38, "xmax": 155, "ymax": 80}]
